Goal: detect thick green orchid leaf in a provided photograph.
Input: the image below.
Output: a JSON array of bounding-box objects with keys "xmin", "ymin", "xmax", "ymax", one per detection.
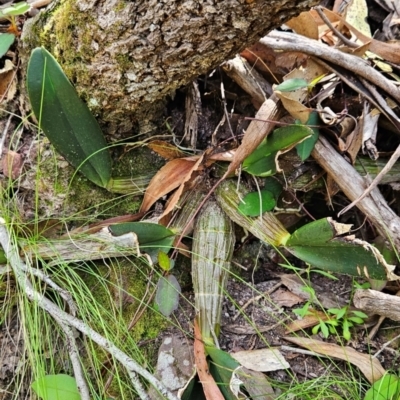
[
  {"xmin": 286, "ymin": 218, "xmax": 390, "ymax": 280},
  {"xmin": 109, "ymin": 222, "xmax": 175, "ymax": 254},
  {"xmin": 0, "ymin": 33, "xmax": 15, "ymax": 58},
  {"xmin": 296, "ymin": 111, "xmax": 320, "ymax": 160},
  {"xmin": 238, "ymin": 189, "xmax": 276, "ymax": 216},
  {"xmin": 31, "ymin": 374, "xmax": 80, "ymax": 400},
  {"xmin": 26, "ymin": 47, "xmax": 111, "ymax": 188},
  {"xmin": 243, "ymin": 124, "xmax": 312, "ymax": 177},
  {"xmin": 264, "ymin": 176, "xmax": 283, "ymax": 199},
  {"xmin": 206, "ymin": 347, "xmax": 240, "ymax": 400},
  {"xmin": 155, "ymin": 275, "xmax": 181, "ymax": 317}
]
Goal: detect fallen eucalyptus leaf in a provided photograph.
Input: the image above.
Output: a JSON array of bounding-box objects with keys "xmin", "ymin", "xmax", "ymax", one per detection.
[{"xmin": 286, "ymin": 217, "xmax": 391, "ymax": 280}]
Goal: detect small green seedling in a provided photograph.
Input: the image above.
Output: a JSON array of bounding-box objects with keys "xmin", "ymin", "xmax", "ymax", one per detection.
[
  {"xmin": 294, "ymin": 300, "xmax": 368, "ymax": 340},
  {"xmin": 275, "ymin": 74, "xmax": 326, "ymax": 93},
  {"xmin": 0, "ymin": 1, "xmax": 29, "ymax": 34},
  {"xmin": 155, "ymin": 250, "xmax": 181, "ymax": 317}
]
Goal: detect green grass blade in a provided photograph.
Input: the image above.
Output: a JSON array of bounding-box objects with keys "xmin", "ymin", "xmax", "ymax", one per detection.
[{"xmin": 26, "ymin": 47, "xmax": 111, "ymax": 188}]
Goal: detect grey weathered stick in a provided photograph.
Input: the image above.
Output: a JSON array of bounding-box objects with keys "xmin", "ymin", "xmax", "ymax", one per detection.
[
  {"xmin": 354, "ymin": 289, "xmax": 400, "ymax": 322},
  {"xmin": 261, "ymin": 31, "xmax": 400, "ymax": 103},
  {"xmin": 312, "ymin": 136, "xmax": 400, "ymax": 250}
]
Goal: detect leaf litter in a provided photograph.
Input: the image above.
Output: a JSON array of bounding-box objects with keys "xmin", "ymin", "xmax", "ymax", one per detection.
[{"xmin": 2, "ymin": 0, "xmax": 400, "ymax": 398}]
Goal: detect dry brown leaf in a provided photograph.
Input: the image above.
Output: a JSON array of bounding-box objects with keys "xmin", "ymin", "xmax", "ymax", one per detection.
[
  {"xmin": 275, "ymin": 91, "xmax": 311, "ymax": 123},
  {"xmin": 275, "ymin": 51, "xmax": 309, "ymax": 72},
  {"xmin": 0, "ymin": 60, "xmax": 16, "ymax": 102},
  {"xmin": 2, "ymin": 150, "xmax": 23, "ymax": 179},
  {"xmin": 240, "ymin": 43, "xmax": 283, "ymax": 81},
  {"xmin": 161, "ymin": 153, "xmax": 205, "ymax": 217},
  {"xmin": 208, "ymin": 150, "xmax": 235, "ymax": 162},
  {"xmin": 223, "ymin": 94, "xmax": 282, "ymax": 178},
  {"xmin": 284, "ymin": 336, "xmax": 385, "ymax": 383},
  {"xmin": 140, "ymin": 158, "xmax": 200, "ymax": 213},
  {"xmin": 194, "ymin": 319, "xmax": 225, "ymax": 400},
  {"xmin": 286, "ymin": 11, "xmax": 319, "ymax": 40},
  {"xmin": 285, "ymin": 310, "xmax": 329, "ymax": 333},
  {"xmin": 147, "ymin": 140, "xmax": 187, "ymax": 160},
  {"xmin": 271, "ymin": 288, "xmax": 304, "ymax": 307},
  {"xmin": 321, "ymin": 7, "xmax": 400, "ymax": 64}
]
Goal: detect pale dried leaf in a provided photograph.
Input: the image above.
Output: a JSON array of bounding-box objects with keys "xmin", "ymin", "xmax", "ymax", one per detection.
[
  {"xmin": 275, "ymin": 91, "xmax": 311, "ymax": 123},
  {"xmin": 271, "ymin": 288, "xmax": 304, "ymax": 307},
  {"xmin": 232, "ymin": 348, "xmax": 290, "ymax": 372},
  {"xmin": 286, "ymin": 11, "xmax": 319, "ymax": 39},
  {"xmin": 345, "ymin": 0, "xmax": 371, "ymax": 38},
  {"xmin": 285, "ymin": 310, "xmax": 328, "ymax": 334},
  {"xmin": 284, "ymin": 336, "xmax": 385, "ymax": 383}
]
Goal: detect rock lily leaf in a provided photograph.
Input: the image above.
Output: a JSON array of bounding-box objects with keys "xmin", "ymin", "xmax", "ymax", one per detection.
[
  {"xmin": 26, "ymin": 47, "xmax": 111, "ymax": 188},
  {"xmin": 108, "ymin": 222, "xmax": 175, "ymax": 259},
  {"xmin": 243, "ymin": 124, "xmax": 312, "ymax": 177},
  {"xmin": 286, "ymin": 217, "xmax": 391, "ymax": 280}
]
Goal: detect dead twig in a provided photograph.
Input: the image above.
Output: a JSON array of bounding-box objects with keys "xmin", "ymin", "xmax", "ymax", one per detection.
[
  {"xmin": 0, "ymin": 218, "xmax": 179, "ymax": 400},
  {"xmin": 261, "ymin": 31, "xmax": 400, "ymax": 103},
  {"xmin": 312, "ymin": 136, "xmax": 400, "ymax": 253}
]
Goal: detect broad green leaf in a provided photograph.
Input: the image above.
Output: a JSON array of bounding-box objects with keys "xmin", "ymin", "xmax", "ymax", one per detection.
[
  {"xmin": 264, "ymin": 177, "xmax": 282, "ymax": 199},
  {"xmin": 296, "ymin": 111, "xmax": 319, "ymax": 160},
  {"xmin": 158, "ymin": 250, "xmax": 172, "ymax": 271},
  {"xmin": 31, "ymin": 374, "xmax": 80, "ymax": 400},
  {"xmin": 243, "ymin": 124, "xmax": 313, "ymax": 177},
  {"xmin": 206, "ymin": 347, "xmax": 240, "ymax": 400},
  {"xmin": 275, "ymin": 78, "xmax": 309, "ymax": 92},
  {"xmin": 180, "ymin": 377, "xmax": 206, "ymax": 400},
  {"xmin": 286, "ymin": 218, "xmax": 388, "ymax": 280},
  {"xmin": 286, "ymin": 217, "xmax": 337, "ymax": 246},
  {"xmin": 155, "ymin": 275, "xmax": 181, "ymax": 317},
  {"xmin": 238, "ymin": 189, "xmax": 276, "ymax": 216},
  {"xmin": 364, "ymin": 374, "xmax": 400, "ymax": 400},
  {"xmin": 26, "ymin": 47, "xmax": 111, "ymax": 188},
  {"xmin": 0, "ymin": 2, "xmax": 29, "ymax": 17},
  {"xmin": 109, "ymin": 222, "xmax": 175, "ymax": 255},
  {"xmin": 0, "ymin": 33, "xmax": 15, "ymax": 58}
]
